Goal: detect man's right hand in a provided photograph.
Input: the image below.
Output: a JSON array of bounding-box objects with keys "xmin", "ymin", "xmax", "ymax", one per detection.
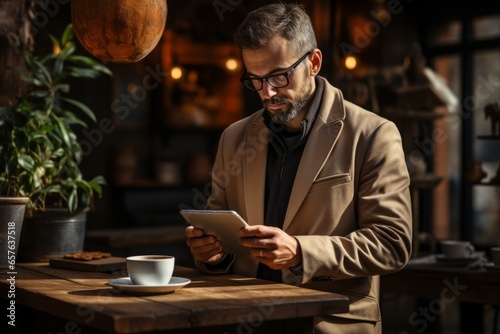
[{"xmin": 185, "ymin": 226, "xmax": 225, "ymax": 264}]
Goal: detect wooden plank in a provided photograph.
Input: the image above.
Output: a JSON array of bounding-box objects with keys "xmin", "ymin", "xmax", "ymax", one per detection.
[{"xmin": 49, "ymin": 256, "xmax": 126, "ymax": 272}]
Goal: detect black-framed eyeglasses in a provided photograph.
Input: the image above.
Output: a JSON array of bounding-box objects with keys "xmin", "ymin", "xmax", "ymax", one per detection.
[{"xmin": 240, "ymin": 51, "xmax": 312, "ymax": 91}]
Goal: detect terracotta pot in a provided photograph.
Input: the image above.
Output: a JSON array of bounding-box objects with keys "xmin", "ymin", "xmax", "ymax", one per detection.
[{"xmin": 71, "ymin": 0, "xmax": 168, "ymax": 63}]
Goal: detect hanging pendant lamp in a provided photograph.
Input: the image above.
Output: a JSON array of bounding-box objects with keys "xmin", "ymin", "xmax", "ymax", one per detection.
[{"xmin": 71, "ymin": 0, "xmax": 167, "ymax": 63}]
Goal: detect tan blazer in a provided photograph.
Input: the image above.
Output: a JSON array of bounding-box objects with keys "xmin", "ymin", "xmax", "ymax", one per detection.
[{"xmin": 202, "ymin": 77, "xmax": 412, "ymax": 333}]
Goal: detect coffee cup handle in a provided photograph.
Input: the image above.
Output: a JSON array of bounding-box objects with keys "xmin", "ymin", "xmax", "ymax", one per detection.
[{"xmin": 467, "ymin": 244, "xmax": 475, "ymax": 257}]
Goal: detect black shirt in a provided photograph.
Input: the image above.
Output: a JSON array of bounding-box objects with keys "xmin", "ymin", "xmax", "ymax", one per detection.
[{"xmin": 257, "ymin": 78, "xmax": 324, "ymax": 282}]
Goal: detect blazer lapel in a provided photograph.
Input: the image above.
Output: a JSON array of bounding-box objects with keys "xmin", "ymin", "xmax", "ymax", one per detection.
[
  {"xmin": 283, "ymin": 119, "xmax": 343, "ymax": 229},
  {"xmin": 283, "ymin": 81, "xmax": 346, "ymax": 230}
]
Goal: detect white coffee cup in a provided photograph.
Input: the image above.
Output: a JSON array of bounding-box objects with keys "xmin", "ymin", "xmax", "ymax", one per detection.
[
  {"xmin": 126, "ymin": 255, "xmax": 175, "ymax": 286},
  {"xmin": 490, "ymin": 247, "xmax": 500, "ymax": 265},
  {"xmin": 440, "ymin": 240, "xmax": 475, "ymax": 258}
]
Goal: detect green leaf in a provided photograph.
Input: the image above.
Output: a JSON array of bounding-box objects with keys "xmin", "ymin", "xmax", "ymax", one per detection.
[
  {"xmin": 33, "ymin": 71, "xmax": 49, "ymax": 86},
  {"xmin": 32, "ymin": 171, "xmax": 42, "ymax": 189},
  {"xmin": 39, "ymin": 184, "xmax": 61, "ymax": 194},
  {"xmin": 22, "ymin": 76, "xmax": 43, "ymax": 86},
  {"xmin": 60, "ymin": 110, "xmax": 87, "ymax": 127},
  {"xmin": 40, "ymin": 52, "xmax": 56, "ymax": 64},
  {"xmin": 68, "ymin": 188, "xmax": 78, "ymax": 212},
  {"xmin": 75, "ymin": 179, "xmax": 92, "ymax": 194},
  {"xmin": 53, "ymin": 115, "xmax": 72, "ymax": 149},
  {"xmin": 60, "ymin": 43, "xmax": 76, "ymax": 59},
  {"xmin": 57, "ymin": 83, "xmax": 70, "ymax": 93},
  {"xmin": 49, "ymin": 35, "xmax": 61, "ymax": 52},
  {"xmin": 90, "ymin": 181, "xmax": 103, "ymax": 197},
  {"xmin": 91, "ymin": 175, "xmax": 106, "ymax": 185},
  {"xmin": 61, "ymin": 97, "xmax": 96, "ymax": 122},
  {"xmin": 67, "ymin": 55, "xmax": 112, "ymax": 76},
  {"xmin": 33, "ymin": 58, "xmax": 52, "ymax": 85},
  {"xmin": 69, "ymin": 68, "xmax": 101, "ymax": 78},
  {"xmin": 67, "ymin": 55, "xmax": 97, "ymax": 66},
  {"xmin": 51, "ymin": 147, "xmax": 65, "ymax": 158},
  {"xmin": 93, "ymin": 64, "xmax": 113, "ymax": 76},
  {"xmin": 53, "ymin": 57, "xmax": 64, "ymax": 77},
  {"xmin": 61, "ymin": 24, "xmax": 74, "ymax": 46},
  {"xmin": 7, "ymin": 66, "xmax": 27, "ymax": 76},
  {"xmin": 18, "ymin": 154, "xmax": 35, "ymax": 172},
  {"xmin": 27, "ymin": 90, "xmax": 48, "ymax": 98}
]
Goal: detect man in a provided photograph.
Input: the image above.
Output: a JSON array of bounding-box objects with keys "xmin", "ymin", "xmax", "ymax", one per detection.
[{"xmin": 185, "ymin": 3, "xmax": 412, "ymax": 333}]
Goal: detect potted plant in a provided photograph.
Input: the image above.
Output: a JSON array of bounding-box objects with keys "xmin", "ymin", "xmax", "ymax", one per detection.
[{"xmin": 0, "ymin": 24, "xmax": 111, "ymax": 262}]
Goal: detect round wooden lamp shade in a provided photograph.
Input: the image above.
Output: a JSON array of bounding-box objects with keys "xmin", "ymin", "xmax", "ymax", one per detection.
[{"xmin": 71, "ymin": 0, "xmax": 167, "ymax": 63}]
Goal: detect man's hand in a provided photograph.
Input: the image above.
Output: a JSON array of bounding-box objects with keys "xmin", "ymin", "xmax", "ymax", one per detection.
[
  {"xmin": 185, "ymin": 226, "xmax": 224, "ymax": 264},
  {"xmin": 239, "ymin": 225, "xmax": 302, "ymax": 270}
]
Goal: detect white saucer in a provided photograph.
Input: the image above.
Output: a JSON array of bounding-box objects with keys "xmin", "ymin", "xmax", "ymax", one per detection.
[
  {"xmin": 434, "ymin": 252, "xmax": 484, "ymax": 266},
  {"xmin": 106, "ymin": 276, "xmax": 191, "ymax": 295}
]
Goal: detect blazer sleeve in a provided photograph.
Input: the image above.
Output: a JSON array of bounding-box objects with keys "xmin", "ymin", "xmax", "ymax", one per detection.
[{"xmin": 295, "ymin": 121, "xmax": 413, "ymax": 283}]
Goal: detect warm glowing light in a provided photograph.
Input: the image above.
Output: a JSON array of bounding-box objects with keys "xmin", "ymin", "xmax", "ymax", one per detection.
[
  {"xmin": 345, "ymin": 56, "xmax": 357, "ymax": 70},
  {"xmin": 170, "ymin": 66, "xmax": 183, "ymax": 80},
  {"xmin": 53, "ymin": 44, "xmax": 61, "ymax": 55},
  {"xmin": 225, "ymin": 58, "xmax": 238, "ymax": 71}
]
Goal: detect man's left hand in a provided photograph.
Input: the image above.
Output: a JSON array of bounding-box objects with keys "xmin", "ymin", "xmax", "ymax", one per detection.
[{"xmin": 239, "ymin": 225, "xmax": 302, "ymax": 270}]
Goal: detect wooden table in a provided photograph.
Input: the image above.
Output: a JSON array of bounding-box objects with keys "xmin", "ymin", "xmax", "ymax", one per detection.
[
  {"xmin": 380, "ymin": 261, "xmax": 500, "ymax": 305},
  {"xmin": 0, "ymin": 263, "xmax": 349, "ymax": 333},
  {"xmin": 380, "ymin": 258, "xmax": 500, "ymax": 333}
]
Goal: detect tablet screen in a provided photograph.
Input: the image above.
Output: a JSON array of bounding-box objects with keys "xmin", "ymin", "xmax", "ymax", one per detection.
[{"xmin": 180, "ymin": 210, "xmax": 250, "ymax": 254}]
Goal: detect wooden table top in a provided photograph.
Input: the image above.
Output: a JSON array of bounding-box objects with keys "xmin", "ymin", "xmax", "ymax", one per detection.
[
  {"xmin": 1, "ymin": 262, "xmax": 349, "ymax": 333},
  {"xmin": 380, "ymin": 257, "xmax": 500, "ymax": 305}
]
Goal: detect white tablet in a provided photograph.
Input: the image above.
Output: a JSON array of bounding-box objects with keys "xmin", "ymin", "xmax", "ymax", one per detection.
[{"xmin": 180, "ymin": 209, "xmax": 250, "ymax": 254}]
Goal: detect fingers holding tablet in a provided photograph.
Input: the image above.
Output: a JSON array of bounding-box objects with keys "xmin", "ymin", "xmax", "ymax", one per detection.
[
  {"xmin": 185, "ymin": 225, "xmax": 225, "ymax": 263},
  {"xmin": 181, "ymin": 210, "xmax": 250, "ymax": 255}
]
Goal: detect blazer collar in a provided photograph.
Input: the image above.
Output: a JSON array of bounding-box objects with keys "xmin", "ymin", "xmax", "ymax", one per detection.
[{"xmin": 242, "ymin": 77, "xmax": 346, "ymax": 228}]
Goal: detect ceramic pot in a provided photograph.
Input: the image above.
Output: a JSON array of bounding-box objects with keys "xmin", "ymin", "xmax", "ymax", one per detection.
[{"xmin": 17, "ymin": 208, "xmax": 89, "ymax": 262}]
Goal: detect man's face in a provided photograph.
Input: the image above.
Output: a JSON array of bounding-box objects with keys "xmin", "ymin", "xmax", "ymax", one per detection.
[{"xmin": 241, "ymin": 35, "xmax": 314, "ymax": 126}]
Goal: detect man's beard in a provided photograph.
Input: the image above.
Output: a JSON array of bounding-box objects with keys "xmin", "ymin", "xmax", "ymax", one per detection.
[{"xmin": 263, "ymin": 75, "xmax": 313, "ymax": 125}]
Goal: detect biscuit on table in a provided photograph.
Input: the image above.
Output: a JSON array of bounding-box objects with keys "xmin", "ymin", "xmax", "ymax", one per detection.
[{"xmin": 63, "ymin": 251, "xmax": 112, "ymax": 261}]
